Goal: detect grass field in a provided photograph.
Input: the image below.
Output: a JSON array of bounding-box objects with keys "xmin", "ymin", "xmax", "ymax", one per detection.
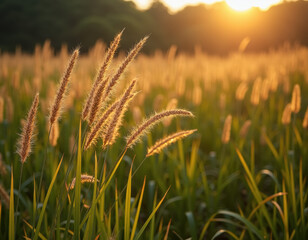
[{"xmin": 0, "ymin": 36, "xmax": 307, "ymax": 239}]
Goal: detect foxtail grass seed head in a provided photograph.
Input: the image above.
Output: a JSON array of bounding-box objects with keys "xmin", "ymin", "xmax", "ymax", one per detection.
[
  {"xmin": 282, "ymin": 103, "xmax": 292, "ymax": 125},
  {"xmin": 221, "ymin": 114, "xmax": 232, "ymax": 144},
  {"xmin": 251, "ymin": 77, "xmax": 261, "ymax": 106},
  {"xmin": 103, "ymin": 79, "xmax": 137, "ymax": 147},
  {"xmin": 49, "ymin": 49, "xmax": 79, "ymax": 126},
  {"xmin": 17, "ymin": 93, "xmax": 39, "ymax": 164},
  {"xmin": 0, "ymin": 184, "xmax": 9, "ymax": 208},
  {"xmin": 49, "ymin": 121, "xmax": 59, "ymax": 146},
  {"xmin": 69, "ymin": 174, "xmax": 97, "ymax": 190},
  {"xmin": 88, "ymin": 78, "xmax": 108, "ymax": 124},
  {"xmin": 239, "ymin": 120, "xmax": 251, "ymax": 139},
  {"xmin": 82, "ymin": 31, "xmax": 123, "ymax": 120},
  {"xmin": 84, "ymin": 100, "xmax": 120, "ymax": 150},
  {"xmin": 163, "ymin": 98, "xmax": 178, "ymax": 127},
  {"xmin": 303, "ymin": 106, "xmax": 308, "ymax": 129},
  {"xmin": 147, "ymin": 129, "xmax": 197, "ymax": 157},
  {"xmin": 102, "ymin": 36, "xmax": 148, "ymax": 105},
  {"xmin": 236, "ymin": 82, "xmax": 248, "ymax": 101},
  {"xmin": 126, "ymin": 109, "xmax": 194, "ymax": 148},
  {"xmin": 290, "ymin": 84, "xmax": 301, "ymax": 113}
]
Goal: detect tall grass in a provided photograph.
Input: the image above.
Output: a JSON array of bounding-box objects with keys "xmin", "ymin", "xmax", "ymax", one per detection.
[{"xmin": 0, "ymin": 37, "xmax": 307, "ymax": 239}]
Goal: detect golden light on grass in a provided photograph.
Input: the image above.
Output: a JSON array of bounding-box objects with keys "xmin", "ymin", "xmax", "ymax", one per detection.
[
  {"xmin": 17, "ymin": 93, "xmax": 39, "ymax": 164},
  {"xmin": 221, "ymin": 114, "xmax": 232, "ymax": 144},
  {"xmin": 282, "ymin": 103, "xmax": 292, "ymax": 125},
  {"xmin": 146, "ymin": 129, "xmax": 197, "ymax": 157},
  {"xmin": 290, "ymin": 84, "xmax": 301, "ymax": 113}
]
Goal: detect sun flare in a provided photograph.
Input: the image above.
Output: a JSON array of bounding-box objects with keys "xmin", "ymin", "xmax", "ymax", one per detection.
[{"xmin": 224, "ymin": 0, "xmax": 282, "ymax": 11}]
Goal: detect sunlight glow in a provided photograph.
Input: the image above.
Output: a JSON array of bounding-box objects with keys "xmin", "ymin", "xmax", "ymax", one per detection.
[
  {"xmin": 131, "ymin": 0, "xmax": 284, "ymax": 12},
  {"xmin": 225, "ymin": 0, "xmax": 283, "ymax": 11}
]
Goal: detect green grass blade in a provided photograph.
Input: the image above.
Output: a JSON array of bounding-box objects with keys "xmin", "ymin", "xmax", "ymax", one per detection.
[
  {"xmin": 124, "ymin": 167, "xmax": 132, "ymax": 240},
  {"xmin": 80, "ymin": 149, "xmax": 127, "ymax": 228},
  {"xmin": 84, "ymin": 152, "xmax": 98, "ymax": 239},
  {"xmin": 185, "ymin": 211, "xmax": 197, "ymax": 240},
  {"xmin": 211, "ymin": 229, "xmax": 240, "ymax": 240},
  {"xmin": 9, "ymin": 169, "xmax": 14, "ymax": 240},
  {"xmin": 33, "ymin": 157, "xmax": 63, "ymax": 240},
  {"xmin": 218, "ymin": 210, "xmax": 263, "ymax": 240},
  {"xmin": 130, "ymin": 177, "xmax": 146, "ymax": 240},
  {"xmin": 134, "ymin": 186, "xmax": 170, "ymax": 240}
]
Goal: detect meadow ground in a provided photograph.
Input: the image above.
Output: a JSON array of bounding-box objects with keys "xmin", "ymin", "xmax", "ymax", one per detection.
[{"xmin": 0, "ymin": 38, "xmax": 307, "ymax": 239}]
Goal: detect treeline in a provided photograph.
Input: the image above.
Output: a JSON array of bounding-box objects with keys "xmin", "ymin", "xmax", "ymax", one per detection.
[{"xmin": 1, "ymin": 0, "xmax": 308, "ymax": 54}]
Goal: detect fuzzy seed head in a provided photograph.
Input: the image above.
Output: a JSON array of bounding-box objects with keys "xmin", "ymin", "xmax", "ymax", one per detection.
[
  {"xmin": 147, "ymin": 129, "xmax": 197, "ymax": 157},
  {"xmin": 290, "ymin": 84, "xmax": 301, "ymax": 113},
  {"xmin": 221, "ymin": 114, "xmax": 232, "ymax": 144},
  {"xmin": 17, "ymin": 93, "xmax": 39, "ymax": 164},
  {"xmin": 302, "ymin": 106, "xmax": 308, "ymax": 129},
  {"xmin": 49, "ymin": 49, "xmax": 79, "ymax": 126},
  {"xmin": 282, "ymin": 103, "xmax": 292, "ymax": 125},
  {"xmin": 126, "ymin": 109, "xmax": 194, "ymax": 148}
]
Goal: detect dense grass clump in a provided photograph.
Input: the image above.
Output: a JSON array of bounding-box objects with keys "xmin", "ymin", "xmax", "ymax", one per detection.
[{"xmin": 0, "ymin": 36, "xmax": 307, "ymax": 239}]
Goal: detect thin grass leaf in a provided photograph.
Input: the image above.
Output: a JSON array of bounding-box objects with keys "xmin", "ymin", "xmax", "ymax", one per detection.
[
  {"xmin": 124, "ymin": 167, "xmax": 132, "ymax": 240},
  {"xmin": 134, "ymin": 186, "xmax": 170, "ymax": 240},
  {"xmin": 84, "ymin": 153, "xmax": 98, "ymax": 239},
  {"xmin": 33, "ymin": 157, "xmax": 63, "ymax": 240},
  {"xmin": 74, "ymin": 121, "xmax": 82, "ymax": 240},
  {"xmin": 80, "ymin": 149, "xmax": 127, "ymax": 228},
  {"xmin": 9, "ymin": 169, "xmax": 14, "ymax": 240},
  {"xmin": 218, "ymin": 210, "xmax": 263, "ymax": 240},
  {"xmin": 130, "ymin": 177, "xmax": 146, "ymax": 240},
  {"xmin": 211, "ymin": 229, "xmax": 240, "ymax": 240},
  {"xmin": 163, "ymin": 219, "xmax": 172, "ymax": 240},
  {"xmin": 23, "ymin": 220, "xmax": 47, "ymax": 240},
  {"xmin": 185, "ymin": 211, "xmax": 197, "ymax": 240}
]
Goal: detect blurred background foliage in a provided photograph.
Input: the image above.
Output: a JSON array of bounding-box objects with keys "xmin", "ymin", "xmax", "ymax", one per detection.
[{"xmin": 1, "ymin": 0, "xmax": 308, "ymax": 54}]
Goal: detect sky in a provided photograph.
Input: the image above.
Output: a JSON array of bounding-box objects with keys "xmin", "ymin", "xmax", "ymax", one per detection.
[{"xmin": 130, "ymin": 0, "xmax": 286, "ymax": 12}]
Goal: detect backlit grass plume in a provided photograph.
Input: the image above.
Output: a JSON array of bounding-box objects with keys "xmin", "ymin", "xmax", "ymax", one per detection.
[
  {"xmin": 290, "ymin": 84, "xmax": 301, "ymax": 113},
  {"xmin": 82, "ymin": 30, "xmax": 123, "ymax": 121},
  {"xmin": 146, "ymin": 129, "xmax": 197, "ymax": 157},
  {"xmin": 103, "ymin": 79, "xmax": 137, "ymax": 147},
  {"xmin": 17, "ymin": 93, "xmax": 39, "ymax": 163},
  {"xmin": 282, "ymin": 103, "xmax": 292, "ymax": 125},
  {"xmin": 49, "ymin": 49, "xmax": 79, "ymax": 126},
  {"xmin": 101, "ymin": 36, "xmax": 148, "ymax": 105},
  {"xmin": 221, "ymin": 114, "xmax": 232, "ymax": 144},
  {"xmin": 126, "ymin": 109, "xmax": 194, "ymax": 148},
  {"xmin": 0, "ymin": 184, "xmax": 9, "ymax": 208},
  {"xmin": 69, "ymin": 174, "xmax": 97, "ymax": 190}
]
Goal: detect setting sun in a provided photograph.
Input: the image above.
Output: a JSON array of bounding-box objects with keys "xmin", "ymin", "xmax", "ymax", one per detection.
[
  {"xmin": 225, "ymin": 0, "xmax": 283, "ymax": 11},
  {"xmin": 132, "ymin": 0, "xmax": 284, "ymax": 11}
]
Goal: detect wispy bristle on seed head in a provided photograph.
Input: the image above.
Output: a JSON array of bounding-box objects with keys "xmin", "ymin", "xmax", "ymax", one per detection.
[
  {"xmin": 49, "ymin": 121, "xmax": 59, "ymax": 146},
  {"xmin": 103, "ymin": 79, "xmax": 137, "ymax": 147},
  {"xmin": 49, "ymin": 49, "xmax": 79, "ymax": 126},
  {"xmin": 82, "ymin": 31, "xmax": 123, "ymax": 120},
  {"xmin": 69, "ymin": 174, "xmax": 97, "ymax": 190},
  {"xmin": 84, "ymin": 100, "xmax": 120, "ymax": 150},
  {"xmin": 282, "ymin": 103, "xmax": 292, "ymax": 125},
  {"xmin": 17, "ymin": 93, "xmax": 39, "ymax": 164},
  {"xmin": 303, "ymin": 106, "xmax": 308, "ymax": 129},
  {"xmin": 290, "ymin": 84, "xmax": 301, "ymax": 113},
  {"xmin": 147, "ymin": 129, "xmax": 197, "ymax": 157},
  {"xmin": 126, "ymin": 109, "xmax": 194, "ymax": 148},
  {"xmin": 102, "ymin": 36, "xmax": 148, "ymax": 106},
  {"xmin": 221, "ymin": 114, "xmax": 232, "ymax": 144},
  {"xmin": 88, "ymin": 77, "xmax": 109, "ymax": 124}
]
